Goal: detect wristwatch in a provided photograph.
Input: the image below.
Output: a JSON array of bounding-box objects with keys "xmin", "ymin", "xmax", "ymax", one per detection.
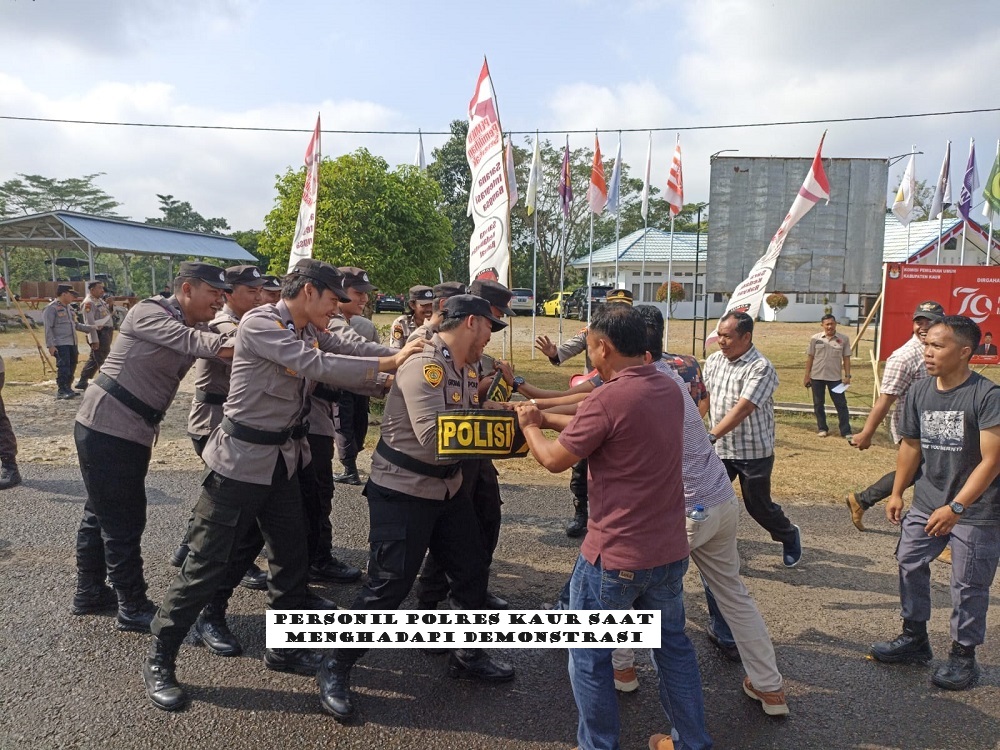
[
  {"xmin": 512, "ymin": 376, "xmax": 525, "ymax": 393},
  {"xmin": 948, "ymin": 501, "xmax": 965, "ymax": 515},
  {"xmin": 707, "ymin": 433, "xmax": 718, "ymax": 444}
]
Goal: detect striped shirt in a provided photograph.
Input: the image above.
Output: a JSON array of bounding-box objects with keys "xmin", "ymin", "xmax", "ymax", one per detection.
[
  {"xmin": 655, "ymin": 359, "xmax": 736, "ymax": 510},
  {"xmin": 703, "ymin": 345, "xmax": 778, "ymax": 460},
  {"xmin": 880, "ymin": 334, "xmax": 929, "ymax": 444}
]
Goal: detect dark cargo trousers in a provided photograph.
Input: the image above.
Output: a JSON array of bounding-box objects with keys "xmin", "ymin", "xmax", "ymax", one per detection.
[
  {"xmin": 300, "ymin": 432, "xmax": 337, "ymax": 565},
  {"xmin": 722, "ymin": 455, "xmax": 798, "ymax": 546},
  {"xmin": 0, "ymin": 372, "xmax": 17, "ymax": 466},
  {"xmin": 74, "ymin": 422, "xmax": 152, "ymax": 595},
  {"xmin": 54, "ymin": 344, "xmax": 78, "ymax": 393},
  {"xmin": 79, "ymin": 328, "xmax": 113, "ymax": 382},
  {"xmin": 416, "ymin": 459, "xmax": 501, "ymax": 606},
  {"xmin": 334, "ymin": 391, "xmax": 370, "ymax": 467},
  {"xmin": 151, "ymin": 457, "xmax": 311, "ymax": 647}
]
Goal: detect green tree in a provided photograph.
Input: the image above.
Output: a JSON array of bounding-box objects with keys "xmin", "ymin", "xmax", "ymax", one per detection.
[
  {"xmin": 427, "ymin": 120, "xmax": 475, "ymax": 281},
  {"xmin": 145, "ymin": 194, "xmax": 230, "ymax": 234},
  {"xmin": 257, "ymin": 148, "xmax": 452, "ymax": 293},
  {"xmin": 0, "ymin": 172, "xmax": 122, "ymax": 218}
]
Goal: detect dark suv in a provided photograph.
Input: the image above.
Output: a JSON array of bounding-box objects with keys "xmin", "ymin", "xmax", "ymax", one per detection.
[
  {"xmin": 374, "ymin": 293, "xmax": 405, "ymax": 314},
  {"xmin": 564, "ymin": 285, "xmax": 613, "ymax": 320}
]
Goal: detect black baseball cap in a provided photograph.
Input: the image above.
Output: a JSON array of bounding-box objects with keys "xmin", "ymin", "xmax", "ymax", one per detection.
[
  {"xmin": 177, "ymin": 261, "xmax": 231, "ymax": 291},
  {"xmin": 913, "ymin": 300, "xmax": 945, "ymax": 322},
  {"xmin": 226, "ymin": 265, "xmax": 265, "ymax": 288},
  {"xmin": 338, "ymin": 267, "xmax": 378, "ymax": 293},
  {"xmin": 443, "ymin": 294, "xmax": 507, "ymax": 332},
  {"xmin": 290, "ymin": 258, "xmax": 350, "ymax": 302},
  {"xmin": 261, "ymin": 274, "xmax": 282, "ymax": 291},
  {"xmin": 56, "ymin": 284, "xmax": 78, "ymax": 296},
  {"xmin": 433, "ymin": 281, "xmax": 467, "ymax": 299},
  {"xmin": 409, "ymin": 285, "xmax": 435, "ymax": 302},
  {"xmin": 469, "ymin": 279, "xmax": 515, "ymax": 317}
]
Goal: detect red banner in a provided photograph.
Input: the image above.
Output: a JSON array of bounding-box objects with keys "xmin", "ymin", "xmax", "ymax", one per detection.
[{"xmin": 881, "ymin": 263, "xmax": 1000, "ymax": 363}]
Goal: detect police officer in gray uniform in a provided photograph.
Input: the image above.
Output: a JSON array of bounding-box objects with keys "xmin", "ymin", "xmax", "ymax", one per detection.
[
  {"xmin": 260, "ymin": 274, "xmax": 282, "ymax": 304},
  {"xmin": 389, "ymin": 285, "xmax": 435, "ymax": 349},
  {"xmin": 75, "ymin": 280, "xmax": 114, "ymax": 390},
  {"xmin": 142, "ymin": 259, "xmax": 425, "ymax": 712},
  {"xmin": 416, "ymin": 279, "xmax": 514, "ymax": 610},
  {"xmin": 43, "ymin": 284, "xmax": 95, "ymax": 399},
  {"xmin": 406, "ymin": 281, "xmax": 467, "ymax": 344},
  {"xmin": 73, "ymin": 262, "xmax": 234, "ymax": 630},
  {"xmin": 317, "ymin": 294, "xmax": 515, "ymax": 723},
  {"xmin": 532, "ymin": 288, "xmax": 634, "ymax": 537}
]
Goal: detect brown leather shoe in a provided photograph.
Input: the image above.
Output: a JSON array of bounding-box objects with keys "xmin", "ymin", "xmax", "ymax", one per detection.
[
  {"xmin": 845, "ymin": 493, "xmax": 866, "ymax": 532},
  {"xmin": 936, "ymin": 546, "xmax": 952, "ymax": 565},
  {"xmin": 743, "ymin": 676, "xmax": 790, "ymax": 716},
  {"xmin": 648, "ymin": 734, "xmax": 675, "ymax": 750}
]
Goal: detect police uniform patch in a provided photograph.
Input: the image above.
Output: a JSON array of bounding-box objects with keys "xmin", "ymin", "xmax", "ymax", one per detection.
[
  {"xmin": 392, "ymin": 326, "xmax": 403, "ymax": 340},
  {"xmin": 471, "ymin": 393, "xmax": 479, "ymax": 403},
  {"xmin": 451, "ymin": 391, "xmax": 461, "ymax": 402},
  {"xmin": 468, "ymin": 368, "xmax": 478, "ymax": 379},
  {"xmin": 83, "ymin": 303, "xmax": 92, "ymax": 312},
  {"xmin": 423, "ymin": 364, "xmax": 444, "ymax": 387}
]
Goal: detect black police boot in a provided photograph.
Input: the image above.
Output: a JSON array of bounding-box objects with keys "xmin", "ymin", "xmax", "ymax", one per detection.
[
  {"xmin": 0, "ymin": 463, "xmax": 22, "ymax": 490},
  {"xmin": 304, "ymin": 589, "xmax": 338, "ymax": 610},
  {"xmin": 317, "ymin": 655, "xmax": 355, "ymax": 721},
  {"xmin": 484, "ymin": 591, "xmax": 510, "ymax": 609},
  {"xmin": 116, "ymin": 589, "xmax": 157, "ymax": 633},
  {"xmin": 239, "ymin": 562, "xmax": 268, "ymax": 590},
  {"xmin": 71, "ymin": 575, "xmax": 117, "ymax": 615},
  {"xmin": 310, "ymin": 556, "xmax": 363, "ymax": 583},
  {"xmin": 332, "ymin": 459, "xmax": 362, "ymax": 486},
  {"xmin": 142, "ymin": 636, "xmax": 188, "ymax": 711},
  {"xmin": 448, "ymin": 648, "xmax": 515, "ymax": 682},
  {"xmin": 870, "ymin": 620, "xmax": 932, "ymax": 664},
  {"xmin": 192, "ymin": 603, "xmax": 242, "ymax": 657},
  {"xmin": 168, "ymin": 543, "xmax": 189, "ymax": 567},
  {"xmin": 932, "ymin": 642, "xmax": 979, "ymax": 690},
  {"xmin": 565, "ymin": 502, "xmax": 588, "ymax": 538},
  {"xmin": 264, "ymin": 648, "xmax": 324, "ymax": 676},
  {"xmin": 74, "ymin": 379, "xmax": 88, "ymax": 391}
]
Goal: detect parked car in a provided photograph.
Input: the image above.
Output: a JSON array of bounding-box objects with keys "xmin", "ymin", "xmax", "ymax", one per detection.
[
  {"xmin": 564, "ymin": 285, "xmax": 613, "ymax": 320},
  {"xmin": 510, "ymin": 288, "xmax": 535, "ymax": 313},
  {"xmin": 374, "ymin": 293, "xmax": 405, "ymax": 313},
  {"xmin": 541, "ymin": 291, "xmax": 571, "ymax": 316}
]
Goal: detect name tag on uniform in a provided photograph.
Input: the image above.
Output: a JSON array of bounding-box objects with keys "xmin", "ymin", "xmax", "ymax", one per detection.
[{"xmin": 435, "ymin": 410, "xmax": 528, "ymax": 460}]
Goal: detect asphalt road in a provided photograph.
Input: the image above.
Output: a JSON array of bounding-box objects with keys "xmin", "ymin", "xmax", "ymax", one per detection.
[{"xmin": 1, "ymin": 463, "xmax": 998, "ymax": 750}]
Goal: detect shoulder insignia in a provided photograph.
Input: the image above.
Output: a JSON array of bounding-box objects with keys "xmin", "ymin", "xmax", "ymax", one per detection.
[
  {"xmin": 452, "ymin": 391, "xmax": 462, "ymax": 402},
  {"xmin": 468, "ymin": 368, "xmax": 478, "ymax": 379},
  {"xmin": 423, "ymin": 363, "xmax": 444, "ymax": 387},
  {"xmin": 392, "ymin": 326, "xmax": 403, "ymax": 340},
  {"xmin": 83, "ymin": 303, "xmax": 92, "ymax": 312}
]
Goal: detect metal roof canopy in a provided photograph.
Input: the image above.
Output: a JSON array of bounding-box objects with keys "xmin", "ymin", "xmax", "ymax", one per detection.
[{"xmin": 0, "ymin": 210, "xmax": 255, "ymax": 287}]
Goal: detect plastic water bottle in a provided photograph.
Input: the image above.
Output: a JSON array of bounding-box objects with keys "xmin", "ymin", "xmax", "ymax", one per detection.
[{"xmin": 687, "ymin": 505, "xmax": 707, "ymax": 521}]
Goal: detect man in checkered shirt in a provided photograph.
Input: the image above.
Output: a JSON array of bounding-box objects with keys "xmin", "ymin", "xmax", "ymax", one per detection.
[
  {"xmin": 845, "ymin": 301, "xmax": 944, "ymax": 531},
  {"xmin": 704, "ymin": 312, "xmax": 802, "ymax": 568}
]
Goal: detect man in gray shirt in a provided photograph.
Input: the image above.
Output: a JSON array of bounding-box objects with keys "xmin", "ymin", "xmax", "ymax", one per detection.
[
  {"xmin": 43, "ymin": 283, "xmax": 94, "ymax": 399},
  {"xmin": 73, "ymin": 263, "xmax": 233, "ymax": 631}
]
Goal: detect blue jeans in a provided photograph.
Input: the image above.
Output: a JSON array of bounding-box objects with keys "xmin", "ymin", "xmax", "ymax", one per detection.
[
  {"xmin": 704, "ymin": 578, "xmax": 735, "ymax": 646},
  {"xmin": 567, "ymin": 554, "xmax": 712, "ymax": 750}
]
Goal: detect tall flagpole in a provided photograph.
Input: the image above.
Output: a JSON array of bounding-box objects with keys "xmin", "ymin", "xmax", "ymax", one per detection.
[
  {"xmin": 936, "ymin": 140, "xmax": 950, "ymax": 264},
  {"xmin": 904, "ymin": 145, "xmax": 914, "ymax": 264},
  {"xmin": 613, "ymin": 131, "xmax": 621, "ymax": 286},
  {"xmin": 665, "ymin": 213, "xmax": 675, "ymax": 346},
  {"xmin": 989, "ymin": 139, "xmax": 999, "ymax": 265},
  {"xmin": 530, "ymin": 135, "xmax": 539, "ymax": 357},
  {"xmin": 640, "ymin": 132, "xmax": 651, "ymax": 302},
  {"xmin": 587, "ymin": 208, "xmax": 594, "ymax": 326},
  {"xmin": 961, "ymin": 137, "xmax": 973, "ymax": 265},
  {"xmin": 558, "ymin": 213, "xmax": 566, "ymax": 345}
]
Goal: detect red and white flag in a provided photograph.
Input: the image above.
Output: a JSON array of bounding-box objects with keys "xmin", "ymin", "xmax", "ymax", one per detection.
[
  {"xmin": 664, "ymin": 134, "xmax": 684, "ymax": 216},
  {"xmin": 587, "ymin": 134, "xmax": 607, "ymax": 214},
  {"xmin": 287, "ymin": 114, "xmax": 322, "ymax": 272},
  {"xmin": 466, "ymin": 58, "xmax": 511, "ymax": 283},
  {"xmin": 707, "ymin": 132, "xmax": 831, "ymax": 344}
]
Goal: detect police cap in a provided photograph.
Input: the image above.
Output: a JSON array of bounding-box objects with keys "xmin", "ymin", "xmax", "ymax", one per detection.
[
  {"xmin": 177, "ymin": 261, "xmax": 231, "ymax": 290},
  {"xmin": 56, "ymin": 284, "xmax": 79, "ymax": 296},
  {"xmin": 261, "ymin": 274, "xmax": 282, "ymax": 291},
  {"xmin": 289, "ymin": 258, "xmax": 350, "ymax": 302},
  {"xmin": 443, "ymin": 294, "xmax": 507, "ymax": 332},
  {"xmin": 86, "ymin": 280, "xmax": 103, "ymax": 291},
  {"xmin": 338, "ymin": 267, "xmax": 378, "ymax": 293},
  {"xmin": 226, "ymin": 265, "xmax": 265, "ymax": 288},
  {"xmin": 409, "ymin": 285, "xmax": 435, "ymax": 302},
  {"xmin": 913, "ymin": 300, "xmax": 944, "ymax": 322},
  {"xmin": 433, "ymin": 281, "xmax": 467, "ymax": 299},
  {"xmin": 605, "ymin": 288, "xmax": 634, "ymax": 306},
  {"xmin": 469, "ymin": 279, "xmax": 516, "ymax": 317}
]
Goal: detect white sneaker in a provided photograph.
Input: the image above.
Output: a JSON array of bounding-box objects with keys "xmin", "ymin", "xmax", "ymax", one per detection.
[{"xmin": 817, "ymin": 430, "xmax": 828, "ymax": 437}]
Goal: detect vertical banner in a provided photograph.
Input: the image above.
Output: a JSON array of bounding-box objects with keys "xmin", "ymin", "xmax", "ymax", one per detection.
[
  {"xmin": 706, "ymin": 132, "xmax": 830, "ymax": 344},
  {"xmin": 287, "ymin": 114, "xmax": 322, "ymax": 272},
  {"xmin": 466, "ymin": 59, "xmax": 511, "ymax": 283}
]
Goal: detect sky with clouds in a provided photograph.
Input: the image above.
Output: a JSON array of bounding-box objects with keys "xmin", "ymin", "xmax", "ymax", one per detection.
[{"xmin": 2, "ymin": 0, "xmax": 998, "ymax": 230}]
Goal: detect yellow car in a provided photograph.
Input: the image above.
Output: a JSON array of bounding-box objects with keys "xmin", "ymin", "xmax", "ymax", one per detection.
[{"xmin": 542, "ymin": 291, "xmax": 571, "ymax": 317}]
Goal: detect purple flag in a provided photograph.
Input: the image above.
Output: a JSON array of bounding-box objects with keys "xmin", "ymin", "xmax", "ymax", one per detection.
[
  {"xmin": 558, "ymin": 137, "xmax": 572, "ymax": 219},
  {"xmin": 959, "ymin": 139, "xmax": 979, "ymax": 221}
]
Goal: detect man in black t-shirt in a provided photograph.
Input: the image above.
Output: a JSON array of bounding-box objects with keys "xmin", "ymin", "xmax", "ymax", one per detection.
[{"xmin": 870, "ymin": 316, "xmax": 1000, "ymax": 691}]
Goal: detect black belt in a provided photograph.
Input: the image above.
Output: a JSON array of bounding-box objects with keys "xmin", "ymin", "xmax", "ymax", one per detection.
[
  {"xmin": 194, "ymin": 388, "xmax": 227, "ymax": 405},
  {"xmin": 376, "ymin": 439, "xmax": 460, "ymax": 479},
  {"xmin": 94, "ymin": 373, "xmax": 165, "ymax": 426},
  {"xmin": 312, "ymin": 383, "xmax": 341, "ymax": 403},
  {"xmin": 220, "ymin": 416, "xmax": 309, "ymax": 445}
]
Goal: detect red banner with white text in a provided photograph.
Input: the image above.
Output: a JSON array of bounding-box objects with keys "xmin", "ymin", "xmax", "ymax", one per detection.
[{"xmin": 881, "ymin": 263, "xmax": 1000, "ymax": 363}]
